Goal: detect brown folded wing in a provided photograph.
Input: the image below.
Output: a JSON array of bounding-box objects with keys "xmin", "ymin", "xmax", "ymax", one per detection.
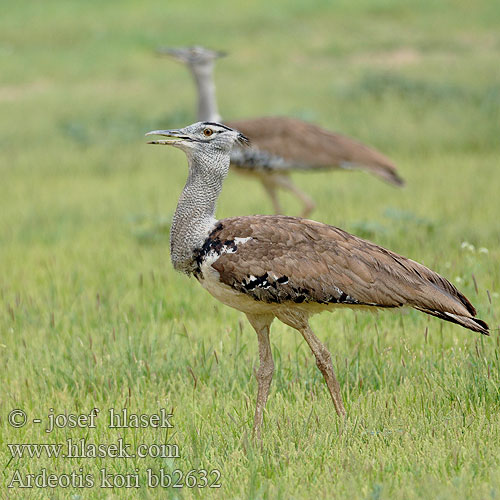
[
  {"xmin": 201, "ymin": 215, "xmax": 487, "ymax": 334},
  {"xmin": 225, "ymin": 116, "xmax": 404, "ymax": 186}
]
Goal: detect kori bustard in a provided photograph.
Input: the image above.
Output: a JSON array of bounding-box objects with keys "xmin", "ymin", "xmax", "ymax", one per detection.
[
  {"xmin": 159, "ymin": 46, "xmax": 404, "ymax": 217},
  {"xmin": 146, "ymin": 121, "xmax": 488, "ymax": 438}
]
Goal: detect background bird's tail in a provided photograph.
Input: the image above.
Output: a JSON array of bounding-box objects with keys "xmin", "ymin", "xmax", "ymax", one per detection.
[{"xmin": 339, "ymin": 161, "xmax": 405, "ymax": 187}]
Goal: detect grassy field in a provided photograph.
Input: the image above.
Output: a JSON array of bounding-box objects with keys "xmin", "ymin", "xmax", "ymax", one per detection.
[{"xmin": 1, "ymin": 0, "xmax": 500, "ymax": 498}]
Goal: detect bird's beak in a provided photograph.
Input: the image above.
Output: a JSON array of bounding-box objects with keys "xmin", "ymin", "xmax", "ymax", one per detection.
[
  {"xmin": 156, "ymin": 47, "xmax": 188, "ymax": 62},
  {"xmin": 145, "ymin": 129, "xmax": 191, "ymax": 146},
  {"xmin": 156, "ymin": 46, "xmax": 228, "ymax": 61}
]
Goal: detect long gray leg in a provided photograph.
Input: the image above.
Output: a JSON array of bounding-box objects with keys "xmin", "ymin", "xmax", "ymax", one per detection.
[
  {"xmin": 277, "ymin": 312, "xmax": 346, "ymax": 417},
  {"xmin": 272, "ymin": 174, "xmax": 316, "ymax": 218},
  {"xmin": 246, "ymin": 313, "xmax": 275, "ymax": 439},
  {"xmin": 260, "ymin": 178, "xmax": 283, "ymax": 214},
  {"xmin": 300, "ymin": 324, "xmax": 346, "ymax": 417}
]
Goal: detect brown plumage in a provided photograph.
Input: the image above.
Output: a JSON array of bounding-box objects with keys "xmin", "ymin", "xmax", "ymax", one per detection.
[
  {"xmin": 192, "ymin": 213, "xmax": 488, "ymax": 437},
  {"xmin": 226, "ymin": 117, "xmax": 404, "ymax": 187},
  {"xmin": 147, "ymin": 122, "xmax": 488, "ymax": 439},
  {"xmin": 160, "ymin": 46, "xmax": 404, "ymax": 217},
  {"xmin": 195, "ymin": 216, "xmax": 489, "ymax": 335}
]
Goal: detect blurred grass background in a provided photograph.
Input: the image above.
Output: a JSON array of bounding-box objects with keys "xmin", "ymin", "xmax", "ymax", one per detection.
[{"xmin": 1, "ymin": 0, "xmax": 499, "ymax": 498}]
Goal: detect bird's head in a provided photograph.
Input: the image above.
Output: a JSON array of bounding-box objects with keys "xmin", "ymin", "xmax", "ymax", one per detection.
[
  {"xmin": 146, "ymin": 121, "xmax": 249, "ymax": 158},
  {"xmin": 158, "ymin": 46, "xmax": 226, "ymax": 71}
]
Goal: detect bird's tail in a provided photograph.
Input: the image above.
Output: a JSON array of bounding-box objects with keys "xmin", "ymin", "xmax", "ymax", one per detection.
[
  {"xmin": 369, "ymin": 164, "xmax": 405, "ymax": 187},
  {"xmin": 415, "ymin": 307, "xmax": 489, "ymax": 335},
  {"xmin": 340, "ymin": 161, "xmax": 405, "ymax": 187}
]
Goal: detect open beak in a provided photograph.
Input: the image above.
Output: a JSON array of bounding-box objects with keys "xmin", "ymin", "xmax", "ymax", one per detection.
[
  {"xmin": 156, "ymin": 47, "xmax": 187, "ymax": 62},
  {"xmin": 145, "ymin": 129, "xmax": 191, "ymax": 146}
]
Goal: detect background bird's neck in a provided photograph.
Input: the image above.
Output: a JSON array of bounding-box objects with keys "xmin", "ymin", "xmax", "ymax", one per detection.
[
  {"xmin": 170, "ymin": 152, "xmax": 228, "ymax": 273},
  {"xmin": 192, "ymin": 65, "xmax": 221, "ymax": 122}
]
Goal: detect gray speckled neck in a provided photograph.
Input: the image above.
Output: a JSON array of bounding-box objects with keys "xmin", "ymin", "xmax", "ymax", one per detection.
[{"xmin": 170, "ymin": 149, "xmax": 229, "ymax": 273}]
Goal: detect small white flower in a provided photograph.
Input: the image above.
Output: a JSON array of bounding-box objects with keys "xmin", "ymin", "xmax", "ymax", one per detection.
[
  {"xmin": 461, "ymin": 241, "xmax": 475, "ymax": 252},
  {"xmin": 454, "ymin": 276, "xmax": 463, "ymax": 284},
  {"xmin": 479, "ymin": 247, "xmax": 489, "ymax": 254}
]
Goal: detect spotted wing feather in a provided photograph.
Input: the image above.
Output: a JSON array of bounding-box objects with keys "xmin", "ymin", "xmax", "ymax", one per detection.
[{"xmin": 200, "ymin": 215, "xmax": 488, "ymax": 334}]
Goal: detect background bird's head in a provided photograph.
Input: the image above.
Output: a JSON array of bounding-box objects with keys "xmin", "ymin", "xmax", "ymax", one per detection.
[{"xmin": 158, "ymin": 46, "xmax": 226, "ymax": 74}]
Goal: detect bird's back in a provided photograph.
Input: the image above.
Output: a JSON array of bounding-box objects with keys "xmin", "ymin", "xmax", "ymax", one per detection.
[{"xmin": 226, "ymin": 117, "xmax": 404, "ymax": 186}]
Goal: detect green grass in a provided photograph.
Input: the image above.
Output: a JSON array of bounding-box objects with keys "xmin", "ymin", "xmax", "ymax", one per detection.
[{"xmin": 1, "ymin": 0, "xmax": 500, "ymax": 498}]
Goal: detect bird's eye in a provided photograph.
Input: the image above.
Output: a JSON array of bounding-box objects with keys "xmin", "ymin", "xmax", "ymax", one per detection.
[{"xmin": 203, "ymin": 128, "xmax": 213, "ymax": 137}]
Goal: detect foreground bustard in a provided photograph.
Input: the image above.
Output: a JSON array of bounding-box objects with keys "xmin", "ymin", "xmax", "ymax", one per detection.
[
  {"xmin": 159, "ymin": 46, "xmax": 404, "ymax": 217},
  {"xmin": 146, "ymin": 121, "xmax": 488, "ymax": 437}
]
